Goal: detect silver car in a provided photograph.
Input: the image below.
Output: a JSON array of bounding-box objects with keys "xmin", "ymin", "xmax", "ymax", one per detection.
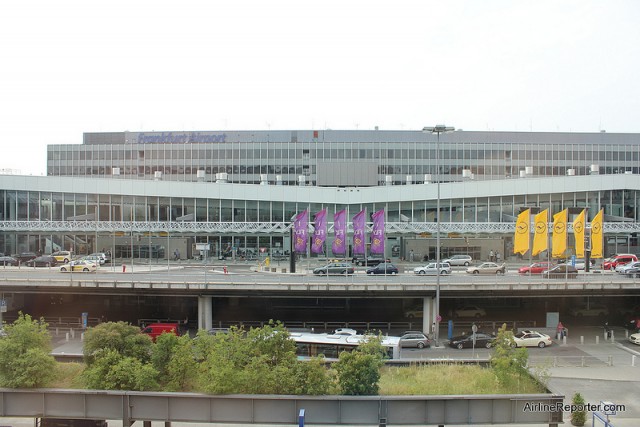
[
  {"xmin": 442, "ymin": 255, "xmax": 472, "ymax": 266},
  {"xmin": 399, "ymin": 331, "xmax": 430, "ymax": 349},
  {"xmin": 413, "ymin": 262, "xmax": 451, "ymax": 275}
]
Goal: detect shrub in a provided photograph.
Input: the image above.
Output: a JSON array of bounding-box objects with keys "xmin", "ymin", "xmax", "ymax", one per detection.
[{"xmin": 571, "ymin": 392, "xmax": 587, "ymax": 426}]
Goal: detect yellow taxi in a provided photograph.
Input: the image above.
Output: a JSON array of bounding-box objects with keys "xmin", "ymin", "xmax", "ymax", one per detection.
[
  {"xmin": 52, "ymin": 251, "xmax": 73, "ymax": 263},
  {"xmin": 59, "ymin": 259, "xmax": 98, "ymax": 273}
]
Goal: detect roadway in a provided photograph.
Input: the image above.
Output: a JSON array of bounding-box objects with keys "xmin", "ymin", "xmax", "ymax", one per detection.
[{"xmin": 1, "ymin": 259, "xmax": 639, "ymax": 286}]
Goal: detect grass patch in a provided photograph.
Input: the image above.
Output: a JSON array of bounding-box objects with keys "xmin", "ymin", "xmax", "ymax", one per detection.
[
  {"xmin": 50, "ymin": 362, "xmax": 86, "ymax": 389},
  {"xmin": 46, "ymin": 361, "xmax": 546, "ymax": 395},
  {"xmin": 379, "ymin": 364, "xmax": 545, "ymax": 395}
]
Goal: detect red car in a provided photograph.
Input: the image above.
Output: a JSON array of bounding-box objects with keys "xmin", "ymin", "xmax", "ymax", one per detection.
[
  {"xmin": 518, "ymin": 262, "xmax": 554, "ymax": 275},
  {"xmin": 603, "ymin": 254, "xmax": 638, "ymax": 270}
]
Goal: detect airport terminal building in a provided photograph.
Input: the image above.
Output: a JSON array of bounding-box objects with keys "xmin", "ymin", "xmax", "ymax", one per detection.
[{"xmin": 2, "ymin": 129, "xmax": 640, "ymax": 261}]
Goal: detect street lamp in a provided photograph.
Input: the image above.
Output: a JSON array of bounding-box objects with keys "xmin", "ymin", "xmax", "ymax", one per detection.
[{"xmin": 422, "ymin": 125, "xmax": 455, "ymax": 346}]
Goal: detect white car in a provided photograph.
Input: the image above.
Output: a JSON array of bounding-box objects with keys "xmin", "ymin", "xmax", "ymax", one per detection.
[
  {"xmin": 453, "ymin": 305, "xmax": 486, "ymax": 318},
  {"xmin": 513, "ymin": 330, "xmax": 553, "ymax": 348},
  {"xmin": 616, "ymin": 261, "xmax": 640, "ymax": 274},
  {"xmin": 79, "ymin": 255, "xmax": 105, "ymax": 265},
  {"xmin": 59, "ymin": 259, "xmax": 98, "ymax": 272},
  {"xmin": 629, "ymin": 333, "xmax": 640, "ymax": 346},
  {"xmin": 466, "ymin": 262, "xmax": 506, "ymax": 275},
  {"xmin": 569, "ymin": 304, "xmax": 609, "ymax": 317},
  {"xmin": 442, "ymin": 255, "xmax": 472, "ymax": 266},
  {"xmin": 413, "ymin": 262, "xmax": 451, "ymax": 275}
]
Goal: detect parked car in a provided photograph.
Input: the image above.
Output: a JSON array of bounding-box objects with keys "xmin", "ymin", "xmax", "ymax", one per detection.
[
  {"xmin": 623, "ymin": 266, "xmax": 640, "ymax": 278},
  {"xmin": 413, "ymin": 262, "xmax": 451, "ymax": 275},
  {"xmin": 24, "ymin": 255, "xmax": 58, "ymax": 267},
  {"xmin": 453, "ymin": 305, "xmax": 486, "ymax": 318},
  {"xmin": 59, "ymin": 260, "xmax": 98, "ymax": 273},
  {"xmin": 141, "ymin": 322, "xmax": 181, "ymax": 342},
  {"xmin": 404, "ymin": 307, "xmax": 423, "ymax": 318},
  {"xmin": 89, "ymin": 252, "xmax": 111, "ymax": 263},
  {"xmin": 512, "ymin": 330, "xmax": 553, "ymax": 348},
  {"xmin": 616, "ymin": 261, "xmax": 640, "ymax": 274},
  {"xmin": 0, "ymin": 256, "xmax": 18, "ymax": 266},
  {"xmin": 442, "ymin": 254, "xmax": 473, "ymax": 266},
  {"xmin": 541, "ymin": 264, "xmax": 578, "ymax": 279},
  {"xmin": 466, "ymin": 262, "xmax": 506, "ymax": 275},
  {"xmin": 449, "ymin": 332, "xmax": 496, "ymax": 349},
  {"xmin": 518, "ymin": 261, "xmax": 554, "ymax": 275},
  {"xmin": 366, "ymin": 262, "xmax": 399, "ymax": 275},
  {"xmin": 352, "ymin": 257, "xmax": 389, "ymax": 267},
  {"xmin": 79, "ymin": 255, "xmax": 106, "ymax": 265},
  {"xmin": 558, "ymin": 258, "xmax": 596, "ymax": 271},
  {"xmin": 603, "ymin": 253, "xmax": 638, "ymax": 270},
  {"xmin": 51, "ymin": 251, "xmax": 73, "ymax": 263},
  {"xmin": 399, "ymin": 331, "xmax": 431, "ymax": 349},
  {"xmin": 569, "ymin": 304, "xmax": 609, "ymax": 317},
  {"xmin": 313, "ymin": 262, "xmax": 355, "ymax": 275},
  {"xmin": 629, "ymin": 332, "xmax": 640, "ymax": 346},
  {"xmin": 13, "ymin": 252, "xmax": 38, "ymax": 264}
]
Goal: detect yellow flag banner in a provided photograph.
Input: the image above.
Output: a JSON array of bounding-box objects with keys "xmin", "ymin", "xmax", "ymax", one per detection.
[
  {"xmin": 532, "ymin": 209, "xmax": 548, "ymax": 256},
  {"xmin": 590, "ymin": 209, "xmax": 604, "ymax": 258},
  {"xmin": 552, "ymin": 209, "xmax": 568, "ymax": 258},
  {"xmin": 573, "ymin": 209, "xmax": 586, "ymax": 258},
  {"xmin": 513, "ymin": 209, "xmax": 530, "ymax": 255}
]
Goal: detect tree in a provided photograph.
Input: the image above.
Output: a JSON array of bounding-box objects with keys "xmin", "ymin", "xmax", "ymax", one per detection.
[
  {"xmin": 334, "ymin": 334, "xmax": 385, "ymax": 395},
  {"xmin": 152, "ymin": 334, "xmax": 197, "ymax": 391},
  {"xmin": 289, "ymin": 356, "xmax": 334, "ymax": 395},
  {"xmin": 82, "ymin": 348, "xmax": 158, "ymax": 391},
  {"xmin": 571, "ymin": 392, "xmax": 587, "ymax": 426},
  {"xmin": 0, "ymin": 313, "xmax": 56, "ymax": 388},
  {"xmin": 490, "ymin": 324, "xmax": 529, "ymax": 388},
  {"xmin": 199, "ymin": 321, "xmax": 332, "ymax": 395},
  {"xmin": 83, "ymin": 321, "xmax": 153, "ymax": 366},
  {"xmin": 82, "ymin": 321, "xmax": 158, "ymax": 391}
]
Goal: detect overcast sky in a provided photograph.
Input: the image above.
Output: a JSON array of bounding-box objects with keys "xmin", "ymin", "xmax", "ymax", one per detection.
[{"xmin": 1, "ymin": 0, "xmax": 638, "ymax": 175}]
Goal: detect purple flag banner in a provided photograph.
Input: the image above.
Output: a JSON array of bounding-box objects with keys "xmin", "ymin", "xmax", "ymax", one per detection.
[
  {"xmin": 311, "ymin": 209, "xmax": 327, "ymax": 254},
  {"xmin": 293, "ymin": 210, "xmax": 308, "ymax": 253},
  {"xmin": 371, "ymin": 209, "xmax": 385, "ymax": 254},
  {"xmin": 332, "ymin": 209, "xmax": 347, "ymax": 255},
  {"xmin": 352, "ymin": 209, "xmax": 366, "ymax": 255}
]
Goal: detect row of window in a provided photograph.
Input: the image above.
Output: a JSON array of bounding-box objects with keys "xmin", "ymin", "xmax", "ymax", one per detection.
[
  {"xmin": 48, "ymin": 143, "xmax": 640, "ymax": 163},
  {"xmin": 0, "ymin": 190, "xmax": 635, "ymax": 223}
]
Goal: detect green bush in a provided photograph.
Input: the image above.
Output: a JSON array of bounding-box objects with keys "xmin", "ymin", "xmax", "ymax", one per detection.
[
  {"xmin": 334, "ymin": 334, "xmax": 385, "ymax": 395},
  {"xmin": 571, "ymin": 392, "xmax": 587, "ymax": 426},
  {"xmin": 0, "ymin": 313, "xmax": 56, "ymax": 388}
]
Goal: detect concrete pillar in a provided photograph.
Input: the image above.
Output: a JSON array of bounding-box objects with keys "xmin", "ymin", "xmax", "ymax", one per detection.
[
  {"xmin": 197, "ymin": 296, "xmax": 213, "ymax": 331},
  {"xmin": 204, "ymin": 296, "xmax": 213, "ymax": 331},
  {"xmin": 421, "ymin": 296, "xmax": 433, "ymax": 336},
  {"xmin": 198, "ymin": 297, "xmax": 213, "ymax": 330}
]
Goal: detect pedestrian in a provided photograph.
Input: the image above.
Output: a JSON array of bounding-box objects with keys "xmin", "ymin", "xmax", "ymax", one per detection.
[
  {"xmin": 556, "ymin": 321, "xmax": 565, "ymax": 339},
  {"xmin": 489, "ymin": 250, "xmax": 494, "ymax": 262},
  {"xmin": 409, "ymin": 249, "xmax": 414, "ymax": 262}
]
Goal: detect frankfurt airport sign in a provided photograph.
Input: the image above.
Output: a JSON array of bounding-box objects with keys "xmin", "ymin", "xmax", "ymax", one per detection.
[{"xmin": 137, "ymin": 132, "xmax": 227, "ymax": 143}]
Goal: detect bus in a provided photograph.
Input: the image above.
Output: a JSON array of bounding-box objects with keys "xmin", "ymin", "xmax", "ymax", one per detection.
[{"xmin": 290, "ymin": 331, "xmax": 401, "ymax": 360}]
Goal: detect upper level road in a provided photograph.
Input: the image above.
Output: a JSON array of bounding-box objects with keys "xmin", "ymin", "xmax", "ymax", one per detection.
[{"xmin": 1, "ymin": 263, "xmax": 639, "ymax": 298}]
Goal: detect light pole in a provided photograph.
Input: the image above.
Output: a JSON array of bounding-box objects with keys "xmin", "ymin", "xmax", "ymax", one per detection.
[{"xmin": 422, "ymin": 125, "xmax": 454, "ymax": 346}]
